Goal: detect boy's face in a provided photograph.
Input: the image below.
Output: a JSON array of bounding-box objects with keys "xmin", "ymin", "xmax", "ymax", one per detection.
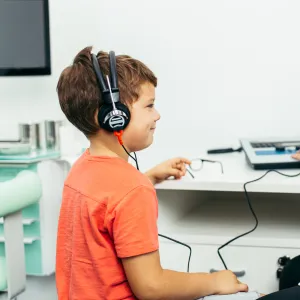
[{"xmin": 123, "ymin": 82, "xmax": 160, "ymax": 152}]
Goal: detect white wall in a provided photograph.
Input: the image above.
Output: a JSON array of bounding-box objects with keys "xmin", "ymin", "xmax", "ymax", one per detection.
[{"xmin": 1, "ymin": 0, "xmax": 300, "ymax": 171}]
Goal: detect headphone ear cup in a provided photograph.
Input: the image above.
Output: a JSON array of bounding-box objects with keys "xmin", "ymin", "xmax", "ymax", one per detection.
[
  {"xmin": 98, "ymin": 103, "xmax": 131, "ymax": 132},
  {"xmin": 98, "ymin": 104, "xmax": 112, "ymax": 131},
  {"xmin": 115, "ymin": 102, "xmax": 131, "ymax": 129}
]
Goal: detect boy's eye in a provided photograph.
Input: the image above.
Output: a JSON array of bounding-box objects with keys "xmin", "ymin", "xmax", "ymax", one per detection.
[{"xmin": 147, "ymin": 104, "xmax": 154, "ymax": 108}]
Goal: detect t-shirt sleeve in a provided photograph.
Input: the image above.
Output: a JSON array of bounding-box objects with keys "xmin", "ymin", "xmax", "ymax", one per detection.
[{"xmin": 112, "ymin": 185, "xmax": 159, "ymax": 258}]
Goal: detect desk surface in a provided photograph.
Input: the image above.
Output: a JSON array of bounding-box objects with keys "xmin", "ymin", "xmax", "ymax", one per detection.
[
  {"xmin": 61, "ymin": 152, "xmax": 300, "ymax": 194},
  {"xmin": 155, "ymin": 152, "xmax": 300, "ymax": 193}
]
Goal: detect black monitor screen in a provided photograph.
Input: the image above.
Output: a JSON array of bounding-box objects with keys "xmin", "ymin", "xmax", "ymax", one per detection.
[{"xmin": 0, "ymin": 0, "xmax": 51, "ymax": 76}]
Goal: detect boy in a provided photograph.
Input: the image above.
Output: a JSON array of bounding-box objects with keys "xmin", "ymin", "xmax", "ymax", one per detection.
[{"xmin": 55, "ymin": 46, "xmax": 259, "ymax": 300}]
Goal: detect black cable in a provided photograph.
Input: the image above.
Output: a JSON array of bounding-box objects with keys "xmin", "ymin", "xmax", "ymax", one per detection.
[
  {"xmin": 217, "ymin": 169, "xmax": 300, "ymax": 270},
  {"xmin": 158, "ymin": 233, "xmax": 192, "ymax": 272},
  {"xmin": 133, "ymin": 151, "xmax": 139, "ymax": 170},
  {"xmin": 121, "ymin": 145, "xmax": 191, "ymax": 272},
  {"xmin": 122, "ymin": 145, "xmax": 139, "ymax": 170}
]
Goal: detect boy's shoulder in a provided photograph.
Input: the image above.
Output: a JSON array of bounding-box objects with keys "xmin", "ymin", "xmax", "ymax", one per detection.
[{"xmin": 64, "ymin": 150, "xmax": 154, "ymax": 201}]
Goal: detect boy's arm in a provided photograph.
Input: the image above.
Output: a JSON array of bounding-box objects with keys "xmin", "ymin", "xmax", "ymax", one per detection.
[
  {"xmin": 122, "ymin": 250, "xmax": 248, "ymax": 300},
  {"xmin": 113, "ymin": 186, "xmax": 248, "ymax": 300}
]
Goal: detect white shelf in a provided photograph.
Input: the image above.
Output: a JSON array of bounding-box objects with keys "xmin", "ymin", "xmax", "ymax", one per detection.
[
  {"xmin": 0, "ymin": 237, "xmax": 39, "ymax": 244},
  {"xmin": 0, "ymin": 218, "xmax": 37, "ymax": 225},
  {"xmin": 158, "ymin": 197, "xmax": 300, "ymax": 248},
  {"xmin": 155, "ymin": 152, "xmax": 300, "ymax": 193}
]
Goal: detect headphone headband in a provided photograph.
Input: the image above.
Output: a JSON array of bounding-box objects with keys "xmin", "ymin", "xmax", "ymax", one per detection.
[
  {"xmin": 109, "ymin": 51, "xmax": 118, "ymax": 90},
  {"xmin": 91, "ymin": 51, "xmax": 120, "ymax": 104},
  {"xmin": 91, "ymin": 54, "xmax": 108, "ymax": 93}
]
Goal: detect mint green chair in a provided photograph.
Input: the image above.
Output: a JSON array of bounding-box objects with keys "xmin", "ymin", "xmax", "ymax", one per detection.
[{"xmin": 0, "ymin": 171, "xmax": 42, "ymax": 299}]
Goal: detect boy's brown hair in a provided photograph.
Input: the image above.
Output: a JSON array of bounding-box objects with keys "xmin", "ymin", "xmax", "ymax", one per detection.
[{"xmin": 57, "ymin": 46, "xmax": 157, "ymax": 137}]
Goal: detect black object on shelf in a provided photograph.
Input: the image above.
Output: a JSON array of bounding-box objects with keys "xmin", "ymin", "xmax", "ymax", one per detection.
[{"xmin": 207, "ymin": 147, "xmax": 242, "ymax": 154}]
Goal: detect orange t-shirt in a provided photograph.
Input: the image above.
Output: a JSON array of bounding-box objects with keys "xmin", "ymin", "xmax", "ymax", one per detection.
[{"xmin": 56, "ymin": 150, "xmax": 159, "ymax": 300}]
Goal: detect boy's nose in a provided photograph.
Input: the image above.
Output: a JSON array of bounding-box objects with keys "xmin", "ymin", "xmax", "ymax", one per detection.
[{"xmin": 155, "ymin": 110, "xmax": 161, "ymax": 121}]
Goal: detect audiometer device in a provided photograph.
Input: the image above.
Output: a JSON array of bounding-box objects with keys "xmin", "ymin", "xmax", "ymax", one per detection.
[{"xmin": 240, "ymin": 137, "xmax": 300, "ymax": 170}]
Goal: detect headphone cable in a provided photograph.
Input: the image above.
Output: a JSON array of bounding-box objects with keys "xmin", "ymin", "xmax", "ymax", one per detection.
[
  {"xmin": 218, "ymin": 169, "xmax": 300, "ymax": 270},
  {"xmin": 158, "ymin": 233, "xmax": 192, "ymax": 272},
  {"xmin": 114, "ymin": 131, "xmax": 139, "ymax": 170}
]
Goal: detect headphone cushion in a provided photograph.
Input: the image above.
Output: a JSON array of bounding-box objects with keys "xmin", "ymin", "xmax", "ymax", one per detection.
[{"xmin": 98, "ymin": 102, "xmax": 131, "ymax": 132}]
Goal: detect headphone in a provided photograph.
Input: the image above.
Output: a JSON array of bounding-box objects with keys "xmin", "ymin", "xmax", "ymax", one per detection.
[{"xmin": 91, "ymin": 51, "xmax": 131, "ymax": 134}]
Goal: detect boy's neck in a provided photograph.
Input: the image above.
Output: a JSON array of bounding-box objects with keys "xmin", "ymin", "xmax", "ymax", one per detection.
[{"xmin": 88, "ymin": 131, "xmax": 129, "ymax": 161}]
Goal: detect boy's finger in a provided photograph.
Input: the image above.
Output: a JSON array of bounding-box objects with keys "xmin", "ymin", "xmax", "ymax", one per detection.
[
  {"xmin": 168, "ymin": 168, "xmax": 182, "ymax": 178},
  {"xmin": 173, "ymin": 157, "xmax": 192, "ymax": 165},
  {"xmin": 176, "ymin": 162, "xmax": 186, "ymax": 172},
  {"xmin": 237, "ymin": 283, "xmax": 249, "ymax": 292}
]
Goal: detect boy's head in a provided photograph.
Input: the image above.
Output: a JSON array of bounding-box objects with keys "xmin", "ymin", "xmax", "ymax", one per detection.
[{"xmin": 57, "ymin": 46, "xmax": 160, "ymax": 152}]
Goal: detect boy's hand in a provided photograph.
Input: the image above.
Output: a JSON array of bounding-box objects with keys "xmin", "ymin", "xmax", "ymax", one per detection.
[
  {"xmin": 211, "ymin": 270, "xmax": 249, "ymax": 295},
  {"xmin": 292, "ymin": 151, "xmax": 300, "ymax": 160},
  {"xmin": 145, "ymin": 157, "xmax": 191, "ymax": 185}
]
